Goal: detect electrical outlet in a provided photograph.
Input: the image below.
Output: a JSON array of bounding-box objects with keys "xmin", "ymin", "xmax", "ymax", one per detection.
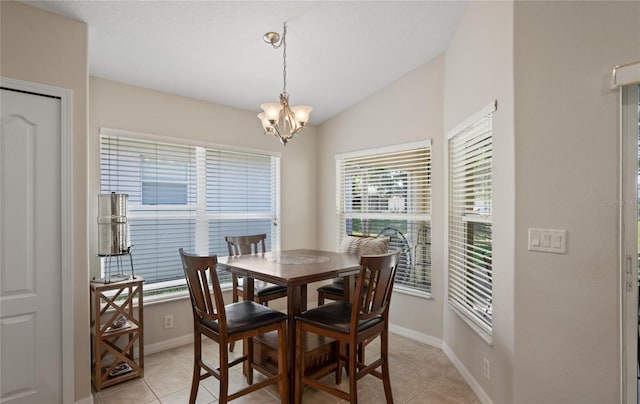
[
  {"xmin": 483, "ymin": 358, "xmax": 490, "ymax": 380},
  {"xmin": 164, "ymin": 314, "xmax": 174, "ymax": 329}
]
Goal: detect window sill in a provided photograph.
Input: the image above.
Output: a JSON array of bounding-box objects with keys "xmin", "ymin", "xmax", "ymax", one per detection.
[
  {"xmin": 143, "ymin": 289, "xmax": 190, "ymax": 306},
  {"xmin": 394, "ymin": 285, "xmax": 432, "ymax": 299},
  {"xmin": 447, "ymin": 301, "xmax": 493, "ymax": 346},
  {"xmin": 142, "ymin": 284, "xmax": 233, "ymax": 306}
]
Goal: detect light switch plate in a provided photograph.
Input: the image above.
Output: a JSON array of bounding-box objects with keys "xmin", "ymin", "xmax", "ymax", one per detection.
[{"xmin": 528, "ymin": 228, "xmax": 567, "ymax": 254}]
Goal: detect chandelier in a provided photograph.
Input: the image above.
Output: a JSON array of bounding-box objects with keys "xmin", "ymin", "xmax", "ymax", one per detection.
[{"xmin": 258, "ymin": 22, "xmax": 313, "ymax": 146}]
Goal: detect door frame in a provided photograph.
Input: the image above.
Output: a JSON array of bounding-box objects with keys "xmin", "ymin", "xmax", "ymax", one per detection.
[
  {"xmin": 1, "ymin": 77, "xmax": 74, "ymax": 402},
  {"xmin": 620, "ymin": 83, "xmax": 639, "ymax": 404}
]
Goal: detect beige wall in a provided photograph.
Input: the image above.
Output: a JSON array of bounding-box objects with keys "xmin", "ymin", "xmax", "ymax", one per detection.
[
  {"xmin": 0, "ymin": 2, "xmax": 91, "ymax": 401},
  {"xmin": 513, "ymin": 1, "xmax": 640, "ymax": 402},
  {"xmin": 443, "ymin": 2, "xmax": 515, "ymax": 402},
  {"xmin": 89, "ymin": 77, "xmax": 317, "ymax": 347},
  {"xmin": 6, "ymin": 0, "xmax": 640, "ymax": 402},
  {"xmin": 317, "ymin": 57, "xmax": 445, "ymax": 339}
]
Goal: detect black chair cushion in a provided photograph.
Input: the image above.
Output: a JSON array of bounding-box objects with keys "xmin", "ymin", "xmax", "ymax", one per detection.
[
  {"xmin": 295, "ymin": 301, "xmax": 382, "ymax": 334},
  {"xmin": 201, "ymin": 300, "xmax": 286, "ymax": 335},
  {"xmin": 317, "ymin": 280, "xmax": 367, "ymax": 295},
  {"xmin": 255, "ymin": 283, "xmax": 287, "ymax": 297},
  {"xmin": 316, "ymin": 283, "xmax": 345, "ymax": 295},
  {"xmin": 237, "ymin": 279, "xmax": 287, "ymax": 297}
]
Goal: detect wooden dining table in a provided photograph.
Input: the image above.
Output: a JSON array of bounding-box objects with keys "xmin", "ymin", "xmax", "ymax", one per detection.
[{"xmin": 218, "ymin": 249, "xmax": 361, "ymax": 396}]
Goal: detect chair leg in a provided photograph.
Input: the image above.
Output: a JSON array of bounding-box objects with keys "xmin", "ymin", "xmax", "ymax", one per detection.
[
  {"xmin": 294, "ymin": 322, "xmax": 305, "ymax": 404},
  {"xmin": 246, "ymin": 336, "xmax": 254, "ymax": 385},
  {"xmin": 189, "ymin": 330, "xmax": 202, "ymax": 404},
  {"xmin": 348, "ymin": 341, "xmax": 358, "ymax": 404},
  {"xmin": 381, "ymin": 330, "xmax": 393, "ymax": 403},
  {"xmin": 229, "ymin": 287, "xmax": 239, "ymax": 352},
  {"xmin": 219, "ymin": 338, "xmax": 230, "ymax": 404},
  {"xmin": 336, "ymin": 342, "xmax": 343, "ymax": 385},
  {"xmin": 317, "ymin": 291, "xmax": 324, "ymax": 306},
  {"xmin": 357, "ymin": 342, "xmax": 365, "ymax": 365}
]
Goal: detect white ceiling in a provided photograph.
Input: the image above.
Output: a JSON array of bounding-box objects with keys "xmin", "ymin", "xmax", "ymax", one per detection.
[{"xmin": 26, "ymin": 1, "xmax": 467, "ymax": 125}]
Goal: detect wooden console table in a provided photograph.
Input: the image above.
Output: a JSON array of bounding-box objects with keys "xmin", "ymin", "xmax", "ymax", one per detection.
[{"xmin": 90, "ymin": 277, "xmax": 144, "ymax": 391}]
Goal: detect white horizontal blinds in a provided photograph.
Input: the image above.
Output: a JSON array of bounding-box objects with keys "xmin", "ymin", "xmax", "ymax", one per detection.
[
  {"xmin": 100, "ymin": 134, "xmax": 280, "ymax": 287},
  {"xmin": 448, "ymin": 113, "xmax": 493, "ymax": 334},
  {"xmin": 100, "ymin": 136, "xmax": 197, "ymax": 284},
  {"xmin": 205, "ymin": 150, "xmax": 276, "ymax": 255},
  {"xmin": 336, "ymin": 143, "xmax": 431, "ymax": 293}
]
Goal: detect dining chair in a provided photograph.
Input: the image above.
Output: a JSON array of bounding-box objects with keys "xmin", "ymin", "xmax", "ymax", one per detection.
[
  {"xmin": 316, "ymin": 235, "xmax": 389, "ymax": 305},
  {"xmin": 226, "ymin": 234, "xmax": 288, "ymax": 306},
  {"xmin": 295, "ymin": 250, "xmax": 401, "ymax": 404},
  {"xmin": 179, "ymin": 248, "xmax": 288, "ymax": 404},
  {"xmin": 225, "ymin": 234, "xmax": 287, "ymax": 351}
]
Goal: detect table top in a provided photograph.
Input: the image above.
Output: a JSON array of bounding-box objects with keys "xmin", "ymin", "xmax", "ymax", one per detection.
[{"xmin": 218, "ymin": 249, "xmax": 361, "ymax": 286}]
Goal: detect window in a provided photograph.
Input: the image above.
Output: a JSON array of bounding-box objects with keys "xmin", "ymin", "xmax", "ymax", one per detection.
[
  {"xmin": 141, "ymin": 156, "xmax": 189, "ymax": 205},
  {"xmin": 336, "ymin": 141, "xmax": 431, "ymax": 295},
  {"xmin": 447, "ymin": 102, "xmax": 495, "ymax": 339},
  {"xmin": 99, "ymin": 130, "xmax": 280, "ymax": 290}
]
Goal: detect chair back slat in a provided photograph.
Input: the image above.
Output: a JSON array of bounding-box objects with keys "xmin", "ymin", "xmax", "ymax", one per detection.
[
  {"xmin": 179, "ymin": 248, "xmax": 227, "ymax": 332},
  {"xmin": 225, "ymin": 234, "xmax": 267, "ymax": 256},
  {"xmin": 353, "ymin": 251, "xmax": 400, "ymax": 323}
]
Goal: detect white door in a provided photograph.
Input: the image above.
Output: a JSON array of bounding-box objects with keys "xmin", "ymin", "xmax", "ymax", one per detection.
[{"xmin": 0, "ymin": 89, "xmax": 63, "ymax": 403}]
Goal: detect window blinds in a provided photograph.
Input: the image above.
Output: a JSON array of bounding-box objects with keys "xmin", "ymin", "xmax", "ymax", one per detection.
[
  {"xmin": 99, "ymin": 132, "xmax": 280, "ymax": 286},
  {"xmin": 447, "ymin": 107, "xmax": 494, "ymax": 335},
  {"xmin": 336, "ymin": 141, "xmax": 432, "ymax": 294}
]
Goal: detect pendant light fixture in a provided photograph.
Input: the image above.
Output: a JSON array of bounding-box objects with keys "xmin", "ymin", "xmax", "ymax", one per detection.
[{"xmin": 258, "ymin": 22, "xmax": 313, "ymax": 146}]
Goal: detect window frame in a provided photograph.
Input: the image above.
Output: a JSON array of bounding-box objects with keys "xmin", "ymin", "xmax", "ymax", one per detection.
[
  {"xmin": 335, "ymin": 140, "xmax": 432, "ymax": 297},
  {"xmin": 98, "ymin": 128, "xmax": 281, "ymax": 298},
  {"xmin": 446, "ymin": 101, "xmax": 496, "ymax": 344}
]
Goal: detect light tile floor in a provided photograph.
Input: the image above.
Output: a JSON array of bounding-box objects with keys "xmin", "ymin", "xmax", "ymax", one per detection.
[{"xmin": 93, "ymin": 333, "xmax": 478, "ymax": 404}]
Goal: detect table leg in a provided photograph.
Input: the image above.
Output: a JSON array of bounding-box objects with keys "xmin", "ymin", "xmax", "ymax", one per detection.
[{"xmin": 287, "ymin": 284, "xmax": 307, "ymax": 399}]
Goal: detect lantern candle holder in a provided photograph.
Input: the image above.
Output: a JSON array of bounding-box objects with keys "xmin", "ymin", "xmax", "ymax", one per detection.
[{"xmin": 94, "ymin": 192, "xmax": 135, "ymax": 283}]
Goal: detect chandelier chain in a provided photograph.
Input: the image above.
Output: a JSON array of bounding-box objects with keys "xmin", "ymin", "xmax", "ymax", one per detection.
[{"xmin": 282, "ymin": 23, "xmax": 287, "ymax": 94}]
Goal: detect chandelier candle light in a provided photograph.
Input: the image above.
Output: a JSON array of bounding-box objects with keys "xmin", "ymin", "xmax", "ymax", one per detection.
[{"xmin": 258, "ymin": 22, "xmax": 313, "ymax": 146}]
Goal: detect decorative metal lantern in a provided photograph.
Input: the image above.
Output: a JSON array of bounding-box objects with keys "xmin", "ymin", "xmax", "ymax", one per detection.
[
  {"xmin": 98, "ymin": 192, "xmax": 130, "ymax": 255},
  {"xmin": 95, "ymin": 193, "xmax": 134, "ymax": 283}
]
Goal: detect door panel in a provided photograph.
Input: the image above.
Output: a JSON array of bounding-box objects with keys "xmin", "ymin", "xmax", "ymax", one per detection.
[{"xmin": 0, "ymin": 89, "xmax": 62, "ymax": 403}]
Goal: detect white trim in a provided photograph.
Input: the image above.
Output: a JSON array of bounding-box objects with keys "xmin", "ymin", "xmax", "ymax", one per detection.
[
  {"xmin": 335, "ymin": 139, "xmax": 431, "ymax": 160},
  {"xmin": 389, "ymin": 323, "xmax": 442, "ymax": 348},
  {"xmin": 145, "ymin": 334, "xmax": 194, "ymax": 355},
  {"xmin": 75, "ymin": 396, "xmax": 95, "ymax": 404},
  {"xmin": 442, "ymin": 341, "xmax": 494, "ymax": 404},
  {"xmin": 619, "ymin": 83, "xmax": 639, "ymax": 404},
  {"xmin": 1, "ymin": 77, "xmax": 75, "ymax": 403},
  {"xmin": 613, "ymin": 61, "xmax": 640, "ymax": 89},
  {"xmin": 393, "ymin": 284, "xmax": 433, "ymax": 299},
  {"xmin": 100, "ymin": 127, "xmax": 281, "ymax": 158},
  {"xmin": 447, "ymin": 100, "xmax": 497, "ymax": 140}
]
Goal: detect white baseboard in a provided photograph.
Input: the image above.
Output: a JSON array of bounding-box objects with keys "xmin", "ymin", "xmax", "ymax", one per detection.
[
  {"xmin": 145, "ymin": 334, "xmax": 193, "ymax": 355},
  {"xmin": 442, "ymin": 341, "xmax": 493, "ymax": 404},
  {"xmin": 75, "ymin": 395, "xmax": 94, "ymax": 404},
  {"xmin": 389, "ymin": 323, "xmax": 443, "ymax": 348}
]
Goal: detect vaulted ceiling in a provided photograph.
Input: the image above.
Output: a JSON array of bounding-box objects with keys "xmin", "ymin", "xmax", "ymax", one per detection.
[{"xmin": 27, "ymin": 1, "xmax": 467, "ymax": 124}]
